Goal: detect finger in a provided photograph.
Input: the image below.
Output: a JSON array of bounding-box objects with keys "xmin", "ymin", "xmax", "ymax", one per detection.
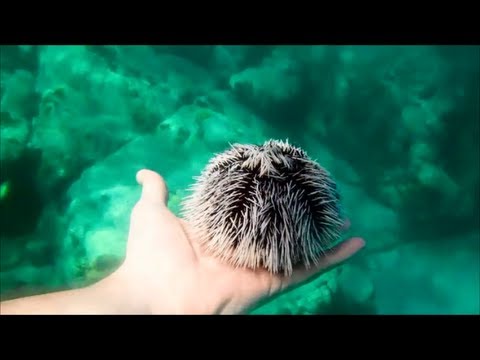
[
  {"xmin": 286, "ymin": 236, "xmax": 365, "ymax": 288},
  {"xmin": 317, "ymin": 236, "xmax": 365, "ymax": 269},
  {"xmin": 136, "ymin": 169, "xmax": 169, "ymax": 206}
]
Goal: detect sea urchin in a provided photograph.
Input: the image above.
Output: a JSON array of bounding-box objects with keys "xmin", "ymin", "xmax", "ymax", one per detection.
[{"xmin": 181, "ymin": 139, "xmax": 345, "ymax": 276}]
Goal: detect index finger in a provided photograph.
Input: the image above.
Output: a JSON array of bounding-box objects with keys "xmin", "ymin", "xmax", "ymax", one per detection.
[{"xmin": 284, "ymin": 236, "xmax": 366, "ymax": 289}]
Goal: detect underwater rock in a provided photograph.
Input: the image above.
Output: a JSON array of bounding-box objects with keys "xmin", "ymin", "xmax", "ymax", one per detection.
[
  {"xmin": 303, "ymin": 45, "xmax": 479, "ymax": 243},
  {"xmin": 250, "ymin": 269, "xmax": 340, "ymax": 315},
  {"xmin": 0, "ymin": 45, "xmax": 39, "ymax": 78},
  {"xmin": 367, "ymin": 248, "xmax": 401, "ymax": 272},
  {"xmin": 338, "ymin": 181, "xmax": 400, "ymax": 255},
  {"xmin": 27, "ymin": 45, "xmax": 208, "ymax": 200},
  {"xmin": 338, "ymin": 264, "xmax": 374, "ymax": 305},
  {"xmin": 0, "ymin": 243, "xmax": 23, "ymax": 272},
  {"xmin": 229, "ymin": 49, "xmax": 303, "ymax": 113},
  {"xmin": 371, "ymin": 235, "xmax": 480, "ymax": 314},
  {"xmin": 0, "ymin": 66, "xmax": 36, "ymax": 164},
  {"xmin": 60, "ymin": 182, "xmax": 139, "ymax": 285},
  {"xmin": 211, "ymin": 46, "xmax": 251, "ymax": 84},
  {"xmin": 0, "ymin": 69, "xmax": 37, "ymax": 120},
  {"xmin": 0, "ymin": 263, "xmax": 62, "ymax": 300},
  {"xmin": 159, "ymin": 94, "xmax": 268, "ymax": 154},
  {"xmin": 0, "ymin": 111, "xmax": 29, "ymax": 163}
]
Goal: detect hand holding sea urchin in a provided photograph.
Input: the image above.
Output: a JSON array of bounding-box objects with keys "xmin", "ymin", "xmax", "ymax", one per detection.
[{"xmin": 181, "ymin": 139, "xmax": 346, "ymax": 276}]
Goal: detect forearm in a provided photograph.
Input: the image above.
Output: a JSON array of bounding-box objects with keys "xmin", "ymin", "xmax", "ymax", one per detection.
[
  {"xmin": 1, "ymin": 287, "xmax": 108, "ymax": 315},
  {"xmin": 0, "ymin": 271, "xmax": 143, "ymax": 315}
]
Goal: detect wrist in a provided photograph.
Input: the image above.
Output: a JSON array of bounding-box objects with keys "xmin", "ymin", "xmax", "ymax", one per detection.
[{"xmin": 91, "ymin": 267, "xmax": 152, "ymax": 315}]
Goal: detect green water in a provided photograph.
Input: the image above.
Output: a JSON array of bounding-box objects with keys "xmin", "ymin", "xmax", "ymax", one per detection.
[{"xmin": 0, "ymin": 45, "xmax": 478, "ymax": 314}]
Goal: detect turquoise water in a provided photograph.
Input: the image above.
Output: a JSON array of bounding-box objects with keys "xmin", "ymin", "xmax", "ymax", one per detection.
[{"xmin": 0, "ymin": 45, "xmax": 478, "ymax": 314}]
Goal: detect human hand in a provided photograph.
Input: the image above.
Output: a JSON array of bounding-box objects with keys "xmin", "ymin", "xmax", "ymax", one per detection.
[{"xmin": 109, "ymin": 169, "xmax": 365, "ymax": 315}]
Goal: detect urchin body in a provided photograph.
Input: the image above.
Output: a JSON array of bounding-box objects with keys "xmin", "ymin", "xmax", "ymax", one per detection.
[{"xmin": 181, "ymin": 140, "xmax": 345, "ymax": 276}]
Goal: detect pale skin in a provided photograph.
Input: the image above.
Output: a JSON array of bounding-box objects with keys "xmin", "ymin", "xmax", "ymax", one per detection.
[{"xmin": 0, "ymin": 169, "xmax": 365, "ymax": 315}]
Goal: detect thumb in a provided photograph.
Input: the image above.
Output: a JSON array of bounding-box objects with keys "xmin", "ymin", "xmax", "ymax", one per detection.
[{"xmin": 136, "ymin": 169, "xmax": 169, "ymax": 206}]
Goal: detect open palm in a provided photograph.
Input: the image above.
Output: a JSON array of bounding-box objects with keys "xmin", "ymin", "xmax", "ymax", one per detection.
[{"xmin": 116, "ymin": 169, "xmax": 365, "ymax": 315}]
